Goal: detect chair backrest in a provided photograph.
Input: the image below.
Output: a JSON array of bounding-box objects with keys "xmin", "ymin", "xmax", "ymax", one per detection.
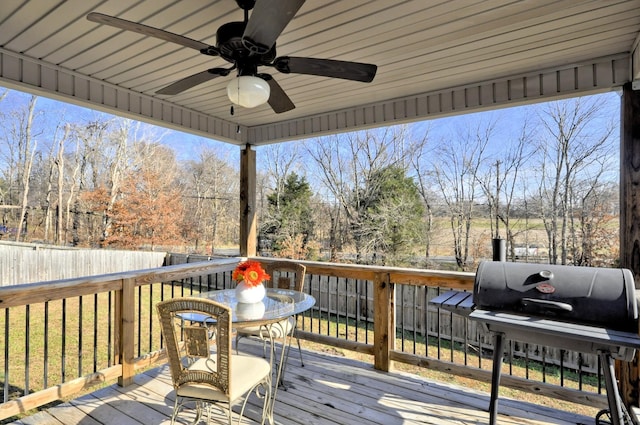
[
  {"xmin": 263, "ymin": 261, "xmax": 306, "ymax": 292},
  {"xmin": 156, "ymin": 298, "xmax": 232, "ymax": 396}
]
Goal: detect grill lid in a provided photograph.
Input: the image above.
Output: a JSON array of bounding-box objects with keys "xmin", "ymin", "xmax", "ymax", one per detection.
[{"xmin": 473, "ymin": 261, "xmax": 638, "ymax": 332}]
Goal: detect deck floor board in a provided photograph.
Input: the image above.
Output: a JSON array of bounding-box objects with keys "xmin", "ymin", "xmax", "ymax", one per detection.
[{"xmin": 8, "ymin": 342, "xmax": 595, "ymax": 425}]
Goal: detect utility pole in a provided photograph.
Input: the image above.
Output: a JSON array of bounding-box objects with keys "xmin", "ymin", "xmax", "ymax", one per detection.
[{"xmin": 492, "ymin": 160, "xmax": 505, "ymax": 261}]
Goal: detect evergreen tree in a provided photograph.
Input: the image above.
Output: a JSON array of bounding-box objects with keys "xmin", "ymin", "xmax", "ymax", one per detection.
[
  {"xmin": 360, "ymin": 165, "xmax": 425, "ymax": 264},
  {"xmin": 262, "ymin": 172, "xmax": 314, "ymax": 258}
]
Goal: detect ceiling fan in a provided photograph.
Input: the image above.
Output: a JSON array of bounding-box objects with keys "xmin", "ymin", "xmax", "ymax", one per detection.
[{"xmin": 86, "ymin": 0, "xmax": 377, "ymax": 114}]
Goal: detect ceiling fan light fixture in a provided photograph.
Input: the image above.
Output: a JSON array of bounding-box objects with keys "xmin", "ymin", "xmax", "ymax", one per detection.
[{"xmin": 226, "ymin": 76, "xmax": 270, "ymax": 108}]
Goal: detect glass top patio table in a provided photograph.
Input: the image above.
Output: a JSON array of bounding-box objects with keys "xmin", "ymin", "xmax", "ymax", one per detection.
[{"xmin": 180, "ymin": 288, "xmax": 315, "ymax": 325}]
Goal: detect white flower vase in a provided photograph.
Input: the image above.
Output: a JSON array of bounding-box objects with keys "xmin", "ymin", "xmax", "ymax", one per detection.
[
  {"xmin": 236, "ymin": 301, "xmax": 266, "ymax": 320},
  {"xmin": 235, "ymin": 281, "xmax": 266, "ymax": 304}
]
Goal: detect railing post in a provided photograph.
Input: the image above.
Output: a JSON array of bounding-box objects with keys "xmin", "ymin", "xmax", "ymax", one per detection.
[
  {"xmin": 373, "ymin": 272, "xmax": 394, "ymax": 371},
  {"xmin": 116, "ymin": 278, "xmax": 136, "ymax": 386},
  {"xmin": 240, "ymin": 144, "xmax": 257, "ymax": 257}
]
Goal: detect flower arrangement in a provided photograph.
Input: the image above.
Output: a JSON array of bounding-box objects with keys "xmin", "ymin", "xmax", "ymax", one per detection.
[{"xmin": 232, "ymin": 260, "xmax": 270, "ymax": 287}]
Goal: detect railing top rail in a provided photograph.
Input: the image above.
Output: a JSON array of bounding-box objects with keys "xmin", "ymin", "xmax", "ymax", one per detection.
[
  {"xmin": 0, "ymin": 257, "xmax": 239, "ymax": 309},
  {"xmin": 0, "ymin": 255, "xmax": 476, "ymax": 309},
  {"xmin": 252, "ymin": 257, "xmax": 476, "ymax": 290}
]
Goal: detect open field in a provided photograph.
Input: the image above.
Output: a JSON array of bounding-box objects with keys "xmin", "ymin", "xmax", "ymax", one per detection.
[{"xmin": 429, "ymin": 217, "xmax": 548, "ymax": 257}]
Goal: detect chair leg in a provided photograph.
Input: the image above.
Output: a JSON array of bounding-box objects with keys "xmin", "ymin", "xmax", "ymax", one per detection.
[
  {"xmin": 227, "ymin": 401, "xmax": 233, "ymax": 425},
  {"xmin": 277, "ymin": 323, "xmax": 304, "ymax": 386},
  {"xmin": 171, "ymin": 396, "xmax": 203, "ymax": 425},
  {"xmin": 235, "ymin": 333, "xmax": 241, "ymax": 355},
  {"xmin": 292, "ymin": 316, "xmax": 304, "ymax": 367},
  {"xmin": 288, "ymin": 322, "xmax": 304, "ymax": 367},
  {"xmin": 195, "ymin": 401, "xmax": 204, "ymax": 425},
  {"xmin": 204, "ymin": 402, "xmax": 211, "ymax": 425},
  {"xmin": 170, "ymin": 397, "xmax": 180, "ymax": 424},
  {"xmin": 296, "ymin": 336, "xmax": 304, "ymax": 367},
  {"xmin": 238, "ymin": 380, "xmax": 270, "ymax": 425},
  {"xmin": 259, "ymin": 381, "xmax": 270, "ymax": 425}
]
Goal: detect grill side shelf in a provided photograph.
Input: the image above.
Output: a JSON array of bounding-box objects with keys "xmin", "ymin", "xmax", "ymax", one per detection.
[{"xmin": 430, "ymin": 290, "xmax": 474, "ymax": 317}]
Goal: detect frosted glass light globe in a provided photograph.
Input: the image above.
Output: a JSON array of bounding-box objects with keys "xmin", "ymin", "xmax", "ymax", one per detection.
[{"xmin": 226, "ymin": 76, "xmax": 270, "ymax": 108}]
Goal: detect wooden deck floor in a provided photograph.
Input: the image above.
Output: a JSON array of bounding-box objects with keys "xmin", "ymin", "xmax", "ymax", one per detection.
[{"xmin": 9, "ymin": 342, "xmax": 595, "ymax": 425}]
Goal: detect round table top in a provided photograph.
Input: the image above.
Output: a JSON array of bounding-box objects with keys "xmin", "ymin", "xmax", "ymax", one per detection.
[{"xmin": 183, "ymin": 288, "xmax": 315, "ymax": 325}]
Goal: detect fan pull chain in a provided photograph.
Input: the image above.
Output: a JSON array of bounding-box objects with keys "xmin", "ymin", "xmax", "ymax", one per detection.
[{"xmin": 230, "ymin": 105, "xmax": 241, "ymax": 133}]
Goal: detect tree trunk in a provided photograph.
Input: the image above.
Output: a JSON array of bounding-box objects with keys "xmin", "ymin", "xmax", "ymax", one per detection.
[
  {"xmin": 56, "ymin": 130, "xmax": 66, "ymax": 244},
  {"xmin": 15, "ymin": 96, "xmax": 38, "ymax": 242}
]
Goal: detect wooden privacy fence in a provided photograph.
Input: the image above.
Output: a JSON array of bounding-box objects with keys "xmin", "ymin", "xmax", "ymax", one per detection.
[{"xmin": 0, "ymin": 242, "xmax": 166, "ymax": 286}]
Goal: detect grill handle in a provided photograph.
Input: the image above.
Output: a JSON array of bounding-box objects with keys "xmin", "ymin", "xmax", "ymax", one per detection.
[{"xmin": 521, "ymin": 298, "xmax": 573, "ymax": 312}]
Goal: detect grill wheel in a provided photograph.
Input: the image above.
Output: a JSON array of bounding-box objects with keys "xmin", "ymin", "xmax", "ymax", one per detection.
[{"xmin": 595, "ymin": 406, "xmax": 634, "ymax": 424}]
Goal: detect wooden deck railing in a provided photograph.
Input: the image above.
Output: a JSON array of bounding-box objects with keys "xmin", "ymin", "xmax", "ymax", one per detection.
[
  {"xmin": 0, "ymin": 258, "xmax": 238, "ymax": 420},
  {"xmin": 0, "ymin": 257, "xmax": 616, "ymax": 421}
]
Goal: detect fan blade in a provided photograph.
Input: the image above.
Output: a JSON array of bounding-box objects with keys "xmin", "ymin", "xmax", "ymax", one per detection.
[
  {"xmin": 273, "ymin": 56, "xmax": 377, "ymax": 82},
  {"xmin": 157, "ymin": 68, "xmax": 229, "ymax": 95},
  {"xmin": 242, "ymin": 0, "xmax": 305, "ymax": 54},
  {"xmin": 87, "ymin": 12, "xmax": 214, "ymax": 53},
  {"xmin": 259, "ymin": 74, "xmax": 295, "ymax": 113}
]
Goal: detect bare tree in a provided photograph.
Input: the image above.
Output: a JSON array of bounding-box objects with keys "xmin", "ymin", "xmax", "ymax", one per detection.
[
  {"xmin": 431, "ymin": 119, "xmax": 492, "ymax": 270},
  {"xmin": 536, "ymin": 97, "xmax": 615, "ymax": 264},
  {"xmin": 70, "ymin": 120, "xmax": 110, "ymax": 245},
  {"xmin": 410, "ymin": 129, "xmax": 437, "ymax": 261},
  {"xmin": 262, "ymin": 143, "xmax": 302, "ymax": 203},
  {"xmin": 569, "ymin": 168, "xmax": 618, "ymax": 266},
  {"xmin": 39, "ymin": 123, "xmax": 71, "ymax": 243},
  {"xmin": 54, "ymin": 125, "xmax": 72, "ymax": 244},
  {"xmin": 42, "ymin": 141, "xmax": 55, "ymax": 242},
  {"xmin": 0, "ymin": 90, "xmax": 9, "ymax": 226},
  {"xmin": 8, "ymin": 95, "xmax": 40, "ymax": 241},
  {"xmin": 306, "ymin": 126, "xmax": 415, "ymax": 262},
  {"xmin": 184, "ymin": 147, "xmax": 238, "ymax": 254},
  {"xmin": 475, "ymin": 117, "xmax": 537, "ymax": 260},
  {"xmin": 64, "ymin": 134, "xmax": 82, "ymax": 244},
  {"xmin": 101, "ymin": 119, "xmax": 131, "ymax": 242}
]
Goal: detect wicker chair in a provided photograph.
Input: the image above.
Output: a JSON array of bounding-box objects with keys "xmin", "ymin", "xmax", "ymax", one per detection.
[
  {"xmin": 157, "ymin": 298, "xmax": 271, "ymax": 425},
  {"xmin": 235, "ymin": 261, "xmax": 307, "ymax": 383}
]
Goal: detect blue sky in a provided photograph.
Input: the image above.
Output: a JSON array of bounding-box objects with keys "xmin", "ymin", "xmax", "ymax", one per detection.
[
  {"xmin": 0, "ymin": 87, "xmax": 235, "ymax": 162},
  {"xmin": 0, "ymin": 84, "xmax": 621, "ymax": 173}
]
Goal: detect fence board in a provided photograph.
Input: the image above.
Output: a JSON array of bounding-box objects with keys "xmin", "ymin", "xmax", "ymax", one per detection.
[{"xmin": 0, "ymin": 242, "xmax": 166, "ymax": 286}]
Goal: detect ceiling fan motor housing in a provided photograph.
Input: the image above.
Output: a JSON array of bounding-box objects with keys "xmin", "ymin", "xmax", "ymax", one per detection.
[{"xmin": 216, "ymin": 21, "xmax": 276, "ymax": 68}]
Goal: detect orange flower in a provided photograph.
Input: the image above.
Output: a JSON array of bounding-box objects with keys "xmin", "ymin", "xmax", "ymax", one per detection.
[{"xmin": 233, "ymin": 261, "xmax": 270, "ymax": 287}]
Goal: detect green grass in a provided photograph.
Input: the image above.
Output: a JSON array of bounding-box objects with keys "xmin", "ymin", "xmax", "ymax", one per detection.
[{"xmin": 0, "ymin": 283, "xmax": 194, "ymax": 401}]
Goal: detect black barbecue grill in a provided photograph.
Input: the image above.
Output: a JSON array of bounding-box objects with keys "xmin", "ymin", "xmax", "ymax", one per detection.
[{"xmin": 430, "ymin": 261, "xmax": 640, "ymax": 425}]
